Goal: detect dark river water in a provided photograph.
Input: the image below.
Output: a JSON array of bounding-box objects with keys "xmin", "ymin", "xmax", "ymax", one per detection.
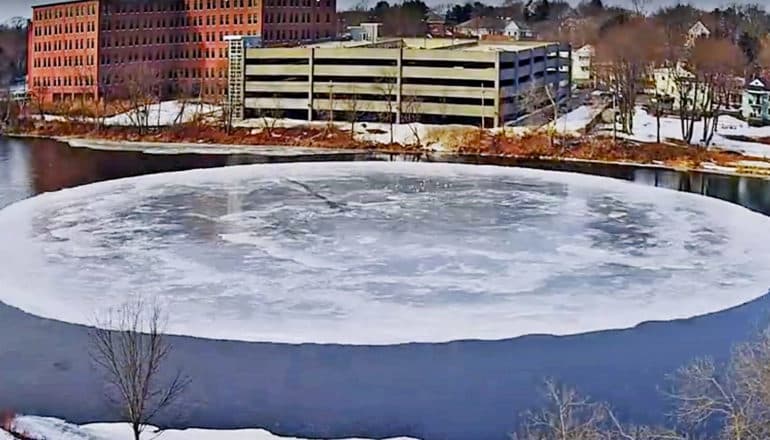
[
  {"xmin": 4, "ymin": 136, "xmax": 770, "ymax": 215},
  {"xmin": 1, "ymin": 136, "xmax": 770, "ymax": 440}
]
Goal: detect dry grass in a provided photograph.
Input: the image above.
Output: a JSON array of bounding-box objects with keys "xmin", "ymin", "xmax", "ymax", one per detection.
[
  {"xmin": 14, "ymin": 120, "xmax": 765, "ymax": 171},
  {"xmin": 458, "ymin": 131, "xmax": 748, "ymax": 168},
  {"xmin": 423, "ymin": 126, "xmax": 485, "ymax": 151},
  {"xmin": 15, "ymin": 120, "xmax": 421, "ymax": 153}
]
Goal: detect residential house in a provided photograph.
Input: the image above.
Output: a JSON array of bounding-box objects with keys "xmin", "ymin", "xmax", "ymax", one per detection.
[
  {"xmin": 571, "ymin": 44, "xmax": 594, "ymax": 86},
  {"xmin": 503, "ymin": 21, "xmax": 534, "ymax": 40},
  {"xmin": 454, "ymin": 17, "xmax": 505, "ymax": 38},
  {"xmin": 743, "ymin": 77, "xmax": 770, "ymax": 126},
  {"xmin": 685, "ymin": 20, "xmax": 711, "ymax": 48},
  {"xmin": 650, "ymin": 64, "xmax": 742, "ymax": 112},
  {"xmin": 426, "ymin": 11, "xmax": 451, "ymax": 37},
  {"xmin": 650, "ymin": 64, "xmax": 707, "ymax": 110},
  {"xmin": 348, "ymin": 23, "xmax": 382, "ymax": 43}
]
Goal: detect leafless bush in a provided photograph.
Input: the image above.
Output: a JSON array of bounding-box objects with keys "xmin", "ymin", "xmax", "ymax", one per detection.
[
  {"xmin": 514, "ymin": 379, "xmax": 609, "ymax": 440},
  {"xmin": 401, "ymin": 94, "xmax": 423, "ymax": 147},
  {"xmin": 376, "ymin": 79, "xmax": 398, "ymax": 144},
  {"xmin": 514, "ymin": 324, "xmax": 770, "ymax": 440},
  {"xmin": 514, "ymin": 379, "xmax": 686, "ymax": 440},
  {"xmin": 668, "ymin": 328, "xmax": 770, "ymax": 440}
]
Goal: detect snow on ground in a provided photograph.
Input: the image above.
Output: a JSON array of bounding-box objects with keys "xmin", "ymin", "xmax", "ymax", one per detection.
[
  {"xmin": 0, "ymin": 162, "xmax": 769, "ymax": 345},
  {"xmin": 103, "ymin": 101, "xmax": 221, "ymax": 127},
  {"xmin": 716, "ymin": 115, "xmax": 770, "ymax": 139},
  {"xmin": 602, "ymin": 107, "xmax": 770, "ymax": 158},
  {"xmin": 39, "ymin": 101, "xmax": 221, "ymax": 127},
  {"xmin": 235, "ymin": 117, "xmax": 479, "ymax": 151},
  {"xmin": 548, "ymin": 105, "xmax": 604, "ymax": 134},
  {"xmin": 10, "ymin": 416, "xmax": 417, "ymax": 440}
]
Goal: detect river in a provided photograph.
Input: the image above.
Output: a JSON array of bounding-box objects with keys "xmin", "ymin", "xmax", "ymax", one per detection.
[{"xmin": 1, "ymin": 136, "xmax": 770, "ymax": 440}]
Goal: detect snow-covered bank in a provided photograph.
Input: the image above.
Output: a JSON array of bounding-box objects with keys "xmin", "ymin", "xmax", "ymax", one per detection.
[
  {"xmin": 63, "ymin": 138, "xmax": 366, "ymax": 156},
  {"xmin": 40, "ymin": 101, "xmax": 221, "ymax": 127},
  {"xmin": 9, "ymin": 416, "xmax": 418, "ymax": 440},
  {"xmin": 601, "ymin": 107, "xmax": 770, "ymax": 158}
]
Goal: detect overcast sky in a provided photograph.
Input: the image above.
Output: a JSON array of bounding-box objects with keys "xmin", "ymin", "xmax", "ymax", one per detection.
[{"xmin": 2, "ymin": 0, "xmax": 765, "ymax": 22}]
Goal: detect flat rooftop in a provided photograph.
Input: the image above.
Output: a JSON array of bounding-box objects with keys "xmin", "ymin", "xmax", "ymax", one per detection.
[
  {"xmin": 291, "ymin": 37, "xmax": 559, "ymax": 52},
  {"xmin": 32, "ymin": 0, "xmax": 91, "ymax": 9}
]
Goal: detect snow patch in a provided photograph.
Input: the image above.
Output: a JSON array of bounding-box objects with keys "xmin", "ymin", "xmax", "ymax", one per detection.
[
  {"xmin": 10, "ymin": 416, "xmax": 418, "ymax": 440},
  {"xmin": 601, "ymin": 107, "xmax": 770, "ymax": 158},
  {"xmin": 39, "ymin": 101, "xmax": 221, "ymax": 127},
  {"xmin": 549, "ymin": 105, "xmax": 604, "ymax": 134},
  {"xmin": 235, "ymin": 118, "xmax": 487, "ymax": 151}
]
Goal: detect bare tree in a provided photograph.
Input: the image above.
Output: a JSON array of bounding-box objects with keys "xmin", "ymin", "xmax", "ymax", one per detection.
[
  {"xmin": 518, "ymin": 81, "xmax": 546, "ymax": 121},
  {"xmin": 90, "ymin": 300, "xmax": 190, "ymax": 440},
  {"xmin": 515, "ymin": 379, "xmax": 688, "ymax": 440},
  {"xmin": 672, "ymin": 65, "xmax": 702, "ymax": 145},
  {"xmin": 668, "ymin": 327, "xmax": 770, "ymax": 440},
  {"xmin": 28, "ymin": 84, "xmax": 49, "ymax": 122},
  {"xmin": 543, "ymin": 82, "xmax": 560, "ymax": 149},
  {"xmin": 321, "ymin": 81, "xmax": 336, "ymax": 129},
  {"xmin": 111, "ymin": 64, "xmax": 162, "ymax": 134},
  {"xmin": 596, "ymin": 18, "xmax": 663, "ymax": 134},
  {"xmin": 759, "ymin": 37, "xmax": 770, "ymax": 71},
  {"xmin": 260, "ymin": 94, "xmax": 285, "ymax": 137},
  {"xmin": 343, "ymin": 85, "xmax": 367, "ymax": 140},
  {"xmin": 689, "ymin": 38, "xmax": 746, "ymax": 146},
  {"xmin": 376, "ymin": 78, "xmax": 398, "ymax": 144},
  {"xmin": 0, "ymin": 23, "xmax": 22, "ymax": 128},
  {"xmin": 401, "ymin": 94, "xmax": 424, "ymax": 147},
  {"xmin": 644, "ymin": 20, "xmax": 686, "ymax": 144},
  {"xmin": 629, "ymin": 0, "xmax": 651, "ymax": 16},
  {"xmin": 514, "ymin": 379, "xmax": 608, "ymax": 440},
  {"xmin": 207, "ymin": 77, "xmax": 233, "ymax": 134},
  {"xmin": 518, "ymin": 81, "xmax": 560, "ymax": 148}
]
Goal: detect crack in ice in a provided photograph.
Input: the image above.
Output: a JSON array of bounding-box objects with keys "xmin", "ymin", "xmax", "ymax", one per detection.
[{"xmin": 0, "ymin": 162, "xmax": 768, "ymax": 344}]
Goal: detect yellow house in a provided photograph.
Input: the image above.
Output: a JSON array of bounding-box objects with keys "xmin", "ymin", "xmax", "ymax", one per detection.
[{"xmin": 649, "ymin": 64, "xmax": 708, "ymax": 110}]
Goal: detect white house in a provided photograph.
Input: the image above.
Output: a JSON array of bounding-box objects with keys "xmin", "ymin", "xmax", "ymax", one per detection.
[
  {"xmin": 348, "ymin": 23, "xmax": 382, "ymax": 43},
  {"xmin": 686, "ymin": 20, "xmax": 711, "ymax": 47},
  {"xmin": 456, "ymin": 17, "xmax": 533, "ymax": 40},
  {"xmin": 742, "ymin": 77, "xmax": 770, "ymax": 126},
  {"xmin": 503, "ymin": 21, "xmax": 534, "ymax": 40},
  {"xmin": 454, "ymin": 17, "xmax": 504, "ymax": 37},
  {"xmin": 571, "ymin": 44, "xmax": 594, "ymax": 85}
]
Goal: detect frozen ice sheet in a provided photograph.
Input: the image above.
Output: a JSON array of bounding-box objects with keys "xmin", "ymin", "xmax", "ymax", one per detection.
[{"xmin": 0, "ymin": 162, "xmax": 768, "ymax": 344}]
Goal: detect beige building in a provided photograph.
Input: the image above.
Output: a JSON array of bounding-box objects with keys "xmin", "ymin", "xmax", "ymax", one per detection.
[
  {"xmin": 571, "ymin": 44, "xmax": 594, "ymax": 85},
  {"xmin": 226, "ymin": 36, "xmax": 571, "ymax": 128}
]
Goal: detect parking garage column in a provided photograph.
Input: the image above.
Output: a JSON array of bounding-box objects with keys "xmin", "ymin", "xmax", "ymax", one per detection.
[
  {"xmin": 308, "ymin": 47, "xmax": 315, "ymax": 122},
  {"xmin": 396, "ymin": 46, "xmax": 403, "ymax": 124},
  {"xmin": 494, "ymin": 51, "xmax": 501, "ymax": 129}
]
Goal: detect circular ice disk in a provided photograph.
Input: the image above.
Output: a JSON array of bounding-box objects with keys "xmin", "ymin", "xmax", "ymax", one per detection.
[{"xmin": 0, "ymin": 162, "xmax": 769, "ymax": 344}]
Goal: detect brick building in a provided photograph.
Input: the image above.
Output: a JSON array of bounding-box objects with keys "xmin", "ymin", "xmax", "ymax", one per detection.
[{"xmin": 28, "ymin": 0, "xmax": 337, "ymax": 103}]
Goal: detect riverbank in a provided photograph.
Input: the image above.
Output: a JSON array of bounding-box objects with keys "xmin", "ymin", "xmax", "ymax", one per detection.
[{"xmin": 9, "ymin": 120, "xmax": 770, "ymax": 179}]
